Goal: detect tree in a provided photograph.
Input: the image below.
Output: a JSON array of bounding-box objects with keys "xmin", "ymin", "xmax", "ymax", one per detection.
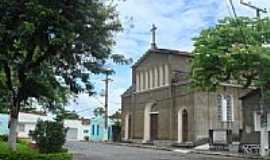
[
  {"xmin": 93, "ymin": 107, "xmax": 105, "ymax": 116},
  {"xmin": 0, "ymin": 0, "xmax": 131, "ymax": 150},
  {"xmin": 109, "ymin": 109, "xmax": 121, "ymax": 122},
  {"xmin": 192, "ymin": 17, "xmax": 270, "ymax": 91},
  {"xmin": 29, "ymin": 120, "xmax": 66, "ymax": 153},
  {"xmin": 55, "ymin": 108, "xmax": 80, "ymax": 121}
]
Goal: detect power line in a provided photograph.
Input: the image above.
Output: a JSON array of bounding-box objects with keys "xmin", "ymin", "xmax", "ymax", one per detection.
[
  {"xmin": 228, "ymin": 0, "xmax": 238, "ymax": 18},
  {"xmin": 225, "ymin": 0, "xmax": 234, "ymax": 17},
  {"xmin": 240, "ymin": 0, "xmax": 267, "ymax": 18}
]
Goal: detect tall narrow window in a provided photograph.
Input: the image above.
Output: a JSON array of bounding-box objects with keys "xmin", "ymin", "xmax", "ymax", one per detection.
[
  {"xmin": 217, "ymin": 95, "xmax": 223, "ymax": 121},
  {"xmin": 92, "ymin": 125, "xmax": 95, "ymax": 135},
  {"xmin": 217, "ymin": 95, "xmax": 234, "ymax": 122},
  {"xmin": 225, "ymin": 95, "xmax": 233, "ymax": 121},
  {"xmin": 97, "ymin": 125, "xmax": 100, "ymax": 136}
]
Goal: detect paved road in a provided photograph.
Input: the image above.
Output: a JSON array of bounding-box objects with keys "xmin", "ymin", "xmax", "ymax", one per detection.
[{"xmin": 65, "ymin": 141, "xmax": 246, "ymax": 160}]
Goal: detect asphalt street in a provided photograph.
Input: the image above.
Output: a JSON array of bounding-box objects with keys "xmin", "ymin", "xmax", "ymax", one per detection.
[{"xmin": 65, "ymin": 141, "xmax": 249, "ymax": 160}]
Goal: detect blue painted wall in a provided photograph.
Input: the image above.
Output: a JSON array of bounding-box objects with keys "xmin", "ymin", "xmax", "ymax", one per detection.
[
  {"xmin": 90, "ymin": 115, "xmax": 113, "ymax": 142},
  {"xmin": 0, "ymin": 113, "xmax": 9, "ymax": 135}
]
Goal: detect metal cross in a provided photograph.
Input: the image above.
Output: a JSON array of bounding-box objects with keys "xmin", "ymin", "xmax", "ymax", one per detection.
[{"xmin": 150, "ymin": 24, "xmax": 157, "ymax": 49}]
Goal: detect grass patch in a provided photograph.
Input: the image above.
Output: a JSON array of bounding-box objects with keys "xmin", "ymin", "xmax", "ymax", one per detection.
[
  {"xmin": 0, "ymin": 141, "xmax": 72, "ymax": 160},
  {"xmin": 0, "ymin": 141, "xmax": 38, "ymax": 154}
]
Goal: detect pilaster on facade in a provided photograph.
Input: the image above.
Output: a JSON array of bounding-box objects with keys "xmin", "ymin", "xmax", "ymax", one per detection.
[
  {"xmin": 140, "ymin": 71, "xmax": 144, "ymax": 91},
  {"xmin": 164, "ymin": 64, "xmax": 169, "ymax": 86},
  {"xmin": 154, "ymin": 67, "xmax": 159, "ymax": 88},
  {"xmin": 136, "ymin": 72, "xmax": 140, "ymax": 92},
  {"xmin": 145, "ymin": 71, "xmax": 149, "ymax": 90},
  {"xmin": 149, "ymin": 69, "xmax": 154, "ymax": 89},
  {"xmin": 159, "ymin": 65, "xmax": 164, "ymax": 87}
]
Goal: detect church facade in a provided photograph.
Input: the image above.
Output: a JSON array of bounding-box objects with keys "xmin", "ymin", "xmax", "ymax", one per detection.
[{"xmin": 121, "ymin": 48, "xmax": 247, "ymax": 146}]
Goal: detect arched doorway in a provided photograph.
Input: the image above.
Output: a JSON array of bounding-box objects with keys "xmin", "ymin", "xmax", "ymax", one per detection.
[
  {"xmin": 124, "ymin": 114, "xmax": 131, "ymax": 140},
  {"xmin": 143, "ymin": 102, "xmax": 158, "ymax": 142},
  {"xmin": 178, "ymin": 108, "xmax": 188, "ymax": 143}
]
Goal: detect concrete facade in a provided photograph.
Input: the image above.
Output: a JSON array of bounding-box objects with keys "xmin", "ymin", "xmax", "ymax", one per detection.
[
  {"xmin": 0, "ymin": 112, "xmax": 90, "ymax": 141},
  {"xmin": 240, "ymin": 90, "xmax": 270, "ymax": 155},
  {"xmin": 64, "ymin": 119, "xmax": 90, "ymax": 141},
  {"xmin": 17, "ymin": 112, "xmax": 53, "ymax": 138},
  {"xmin": 89, "ymin": 115, "xmax": 113, "ymax": 142},
  {"xmin": 122, "ymin": 48, "xmax": 247, "ymax": 146}
]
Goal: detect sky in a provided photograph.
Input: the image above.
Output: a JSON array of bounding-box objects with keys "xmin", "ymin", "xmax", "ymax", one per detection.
[{"xmin": 67, "ymin": 0, "xmax": 270, "ymax": 118}]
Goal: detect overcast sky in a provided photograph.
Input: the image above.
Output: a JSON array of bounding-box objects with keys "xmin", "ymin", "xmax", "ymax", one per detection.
[{"xmin": 67, "ymin": 0, "xmax": 270, "ymax": 118}]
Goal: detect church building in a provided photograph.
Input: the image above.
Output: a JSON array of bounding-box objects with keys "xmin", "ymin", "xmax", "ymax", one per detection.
[{"xmin": 121, "ymin": 25, "xmax": 247, "ymax": 146}]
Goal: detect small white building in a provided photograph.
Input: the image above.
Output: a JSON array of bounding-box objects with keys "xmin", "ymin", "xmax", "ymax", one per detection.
[
  {"xmin": 17, "ymin": 112, "xmax": 53, "ymax": 138},
  {"xmin": 64, "ymin": 119, "xmax": 90, "ymax": 141},
  {"xmin": 0, "ymin": 112, "xmax": 90, "ymax": 141}
]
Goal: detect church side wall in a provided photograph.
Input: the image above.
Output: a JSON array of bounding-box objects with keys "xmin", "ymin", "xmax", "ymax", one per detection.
[
  {"xmin": 193, "ymin": 92, "xmax": 211, "ymax": 142},
  {"xmin": 173, "ymin": 84, "xmax": 195, "ymax": 142}
]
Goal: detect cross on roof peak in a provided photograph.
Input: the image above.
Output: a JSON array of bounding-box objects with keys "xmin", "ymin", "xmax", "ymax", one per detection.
[{"xmin": 150, "ymin": 24, "xmax": 157, "ymax": 49}]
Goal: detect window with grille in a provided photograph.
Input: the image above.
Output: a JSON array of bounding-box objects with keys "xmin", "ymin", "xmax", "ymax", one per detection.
[
  {"xmin": 217, "ymin": 94, "xmax": 233, "ymax": 122},
  {"xmin": 225, "ymin": 95, "xmax": 233, "ymax": 121},
  {"xmin": 217, "ymin": 95, "xmax": 223, "ymax": 121}
]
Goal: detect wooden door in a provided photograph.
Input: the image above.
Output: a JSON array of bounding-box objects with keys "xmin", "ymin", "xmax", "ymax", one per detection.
[
  {"xmin": 182, "ymin": 110, "xmax": 188, "ymax": 142},
  {"xmin": 150, "ymin": 114, "xmax": 158, "ymax": 140},
  {"xmin": 128, "ymin": 115, "xmax": 132, "ymax": 138}
]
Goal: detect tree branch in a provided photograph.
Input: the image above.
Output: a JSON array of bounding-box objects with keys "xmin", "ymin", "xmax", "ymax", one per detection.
[{"xmin": 4, "ymin": 62, "xmax": 13, "ymax": 91}]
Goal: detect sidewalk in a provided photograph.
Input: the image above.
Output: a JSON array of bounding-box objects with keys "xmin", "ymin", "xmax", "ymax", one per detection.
[{"xmin": 107, "ymin": 142, "xmax": 268, "ymax": 159}]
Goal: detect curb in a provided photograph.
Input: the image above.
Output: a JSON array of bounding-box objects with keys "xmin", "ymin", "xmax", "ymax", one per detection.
[
  {"xmin": 107, "ymin": 142, "xmax": 270, "ymax": 159},
  {"xmin": 192, "ymin": 150, "xmax": 263, "ymax": 159},
  {"xmin": 106, "ymin": 142, "xmax": 173, "ymax": 151}
]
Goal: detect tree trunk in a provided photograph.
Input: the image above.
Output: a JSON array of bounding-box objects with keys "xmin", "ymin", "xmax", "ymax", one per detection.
[
  {"xmin": 8, "ymin": 95, "xmax": 20, "ymax": 151},
  {"xmin": 8, "ymin": 116, "xmax": 18, "ymax": 151}
]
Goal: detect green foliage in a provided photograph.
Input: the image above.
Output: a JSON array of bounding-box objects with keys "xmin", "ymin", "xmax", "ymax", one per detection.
[
  {"xmin": 109, "ymin": 109, "xmax": 121, "ymax": 126},
  {"xmin": 0, "ymin": 135, "xmax": 8, "ymax": 142},
  {"xmin": 29, "ymin": 120, "xmax": 66, "ymax": 153},
  {"xmin": 0, "ymin": 0, "xmax": 131, "ymax": 115},
  {"xmin": 93, "ymin": 107, "xmax": 105, "ymax": 116},
  {"xmin": 0, "ymin": 0, "xmax": 131, "ymax": 149},
  {"xmin": 0, "ymin": 141, "xmax": 71, "ymax": 160},
  {"xmin": 54, "ymin": 108, "xmax": 80, "ymax": 121},
  {"xmin": 0, "ymin": 153, "xmax": 72, "ymax": 160},
  {"xmin": 192, "ymin": 17, "xmax": 270, "ymax": 91},
  {"xmin": 0, "ymin": 141, "xmax": 38, "ymax": 154}
]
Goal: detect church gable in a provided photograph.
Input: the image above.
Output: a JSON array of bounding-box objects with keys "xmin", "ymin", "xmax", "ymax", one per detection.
[
  {"xmin": 134, "ymin": 50, "xmax": 169, "ymax": 71},
  {"xmin": 133, "ymin": 48, "xmax": 192, "ymax": 93}
]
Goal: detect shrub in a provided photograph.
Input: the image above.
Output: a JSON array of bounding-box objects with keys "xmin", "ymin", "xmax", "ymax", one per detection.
[
  {"xmin": 30, "ymin": 120, "xmax": 66, "ymax": 153},
  {"xmin": 0, "ymin": 135, "xmax": 8, "ymax": 142}
]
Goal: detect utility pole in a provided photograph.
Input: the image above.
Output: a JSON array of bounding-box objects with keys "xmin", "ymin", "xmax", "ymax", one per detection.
[
  {"xmin": 102, "ymin": 73, "xmax": 113, "ymax": 135},
  {"xmin": 240, "ymin": 0, "xmax": 268, "ymax": 156},
  {"xmin": 240, "ymin": 0, "xmax": 267, "ymax": 18}
]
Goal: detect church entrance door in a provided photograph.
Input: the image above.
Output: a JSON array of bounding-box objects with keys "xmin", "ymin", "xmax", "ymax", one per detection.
[
  {"xmin": 182, "ymin": 109, "xmax": 188, "ymax": 142},
  {"xmin": 150, "ymin": 114, "xmax": 158, "ymax": 141}
]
